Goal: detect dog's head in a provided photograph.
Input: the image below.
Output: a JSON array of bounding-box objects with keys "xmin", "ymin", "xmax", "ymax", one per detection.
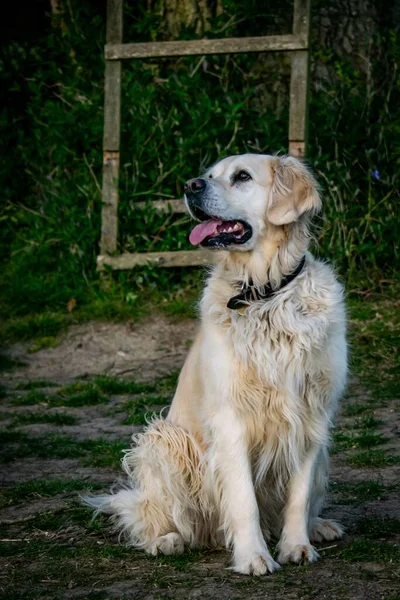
[{"xmin": 184, "ymin": 154, "xmax": 321, "ymax": 250}]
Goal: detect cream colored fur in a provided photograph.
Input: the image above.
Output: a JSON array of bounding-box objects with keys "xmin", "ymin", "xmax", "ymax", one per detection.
[{"xmin": 84, "ymin": 154, "xmax": 347, "ymax": 575}]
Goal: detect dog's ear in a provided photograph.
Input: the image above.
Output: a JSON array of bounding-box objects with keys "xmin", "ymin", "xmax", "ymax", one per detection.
[{"xmin": 267, "ymin": 156, "xmax": 321, "ymax": 226}]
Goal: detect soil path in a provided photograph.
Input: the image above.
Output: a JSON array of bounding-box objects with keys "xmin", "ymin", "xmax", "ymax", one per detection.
[{"xmin": 0, "ymin": 315, "xmax": 399, "ymax": 600}]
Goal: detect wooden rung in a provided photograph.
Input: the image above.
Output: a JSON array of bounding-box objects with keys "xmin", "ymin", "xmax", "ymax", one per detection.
[
  {"xmin": 105, "ymin": 34, "xmax": 306, "ymax": 60},
  {"xmin": 97, "ymin": 250, "xmax": 216, "ymax": 270},
  {"xmin": 135, "ymin": 199, "xmax": 186, "ymax": 213}
]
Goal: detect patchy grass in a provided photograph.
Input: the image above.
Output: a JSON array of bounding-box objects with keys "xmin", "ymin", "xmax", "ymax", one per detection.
[
  {"xmin": 343, "ymin": 403, "xmax": 372, "ymax": 417},
  {"xmin": 0, "ymin": 479, "xmax": 103, "ymax": 509},
  {"xmin": 333, "ymin": 430, "xmax": 388, "ymax": 452},
  {"xmin": 27, "ymin": 506, "xmax": 107, "ymax": 533},
  {"xmin": 10, "ymin": 411, "xmax": 78, "ymax": 426},
  {"xmin": 0, "ymin": 430, "xmax": 125, "ymax": 467},
  {"xmin": 354, "ymin": 516, "xmax": 400, "ymax": 539},
  {"xmin": 348, "ymin": 449, "xmax": 400, "ymax": 468},
  {"xmin": 0, "ymin": 354, "xmax": 26, "ymax": 372},
  {"xmin": 161, "ymin": 295, "xmax": 197, "ymax": 319},
  {"xmin": 338, "ymin": 539, "xmax": 400, "ymax": 562},
  {"xmin": 157, "ymin": 550, "xmax": 205, "ymax": 570},
  {"xmin": 122, "ymin": 394, "xmax": 170, "ymax": 425},
  {"xmin": 12, "ymin": 390, "xmax": 48, "ymax": 406},
  {"xmin": 348, "ymin": 297, "xmax": 399, "ymax": 402},
  {"xmin": 331, "ymin": 481, "xmax": 389, "ymax": 504},
  {"xmin": 0, "ymin": 431, "xmax": 81, "ymax": 462},
  {"xmin": 55, "ymin": 382, "xmax": 109, "ymax": 407},
  {"xmin": 16, "ymin": 380, "xmax": 58, "ymax": 390},
  {"xmin": 353, "ymin": 415, "xmax": 382, "ymax": 430},
  {"xmin": 27, "ymin": 336, "xmax": 58, "ymax": 353},
  {"xmin": 93, "ymin": 375, "xmax": 157, "ymax": 395},
  {"xmin": 1, "ymin": 312, "xmax": 67, "ymax": 342},
  {"xmin": 9, "ymin": 372, "xmax": 178, "ymax": 409},
  {"xmin": 81, "ymin": 438, "xmax": 126, "ymax": 468},
  {"xmin": 0, "ymin": 535, "xmax": 134, "ymax": 561}
]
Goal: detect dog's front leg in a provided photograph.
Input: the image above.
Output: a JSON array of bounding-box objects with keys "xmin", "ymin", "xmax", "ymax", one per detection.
[
  {"xmin": 210, "ymin": 408, "xmax": 280, "ymax": 575},
  {"xmin": 277, "ymin": 443, "xmax": 321, "ymax": 564}
]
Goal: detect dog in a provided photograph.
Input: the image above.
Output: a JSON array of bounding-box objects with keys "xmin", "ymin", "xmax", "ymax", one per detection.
[{"xmin": 84, "ymin": 154, "xmax": 347, "ymax": 575}]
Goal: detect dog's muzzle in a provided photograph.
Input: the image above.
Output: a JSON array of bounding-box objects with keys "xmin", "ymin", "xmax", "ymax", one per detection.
[
  {"xmin": 184, "ymin": 177, "xmax": 206, "ymax": 195},
  {"xmin": 184, "ymin": 178, "xmax": 209, "ymax": 220}
]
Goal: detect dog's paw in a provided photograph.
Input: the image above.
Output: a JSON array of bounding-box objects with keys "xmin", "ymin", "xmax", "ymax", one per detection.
[
  {"xmin": 148, "ymin": 533, "xmax": 185, "ymax": 556},
  {"xmin": 277, "ymin": 542, "xmax": 319, "ymax": 565},
  {"xmin": 309, "ymin": 518, "xmax": 344, "ymax": 543},
  {"xmin": 233, "ymin": 551, "xmax": 280, "ymax": 576}
]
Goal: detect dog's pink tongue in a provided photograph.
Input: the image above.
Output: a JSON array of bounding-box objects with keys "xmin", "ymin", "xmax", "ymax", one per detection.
[{"xmin": 189, "ymin": 220, "xmax": 222, "ymax": 245}]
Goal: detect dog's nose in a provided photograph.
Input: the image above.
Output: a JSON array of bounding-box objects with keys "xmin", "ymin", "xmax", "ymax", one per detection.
[{"xmin": 184, "ymin": 178, "xmax": 206, "ymax": 194}]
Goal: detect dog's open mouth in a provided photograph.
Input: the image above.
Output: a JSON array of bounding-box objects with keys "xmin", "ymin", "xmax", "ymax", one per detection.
[{"xmin": 188, "ymin": 208, "xmax": 252, "ymax": 248}]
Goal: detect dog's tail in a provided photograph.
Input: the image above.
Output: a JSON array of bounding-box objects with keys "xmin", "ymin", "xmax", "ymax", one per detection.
[{"xmin": 82, "ymin": 418, "xmax": 213, "ymax": 552}]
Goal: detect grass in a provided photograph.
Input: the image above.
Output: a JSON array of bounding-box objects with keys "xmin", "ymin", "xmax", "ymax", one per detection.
[
  {"xmin": 354, "ymin": 516, "xmax": 400, "ymax": 539},
  {"xmin": 12, "ymin": 390, "xmax": 49, "ymax": 406},
  {"xmin": 157, "ymin": 550, "xmax": 204, "ymax": 570},
  {"xmin": 0, "ymin": 354, "xmax": 26, "ymax": 372},
  {"xmin": 348, "ymin": 450, "xmax": 400, "ymax": 468},
  {"xmin": 93, "ymin": 375, "xmax": 158, "ymax": 395},
  {"xmin": 122, "ymin": 394, "xmax": 170, "ymax": 425},
  {"xmin": 10, "ymin": 412, "xmax": 78, "ymax": 426},
  {"xmin": 56, "ymin": 382, "xmax": 109, "ymax": 407},
  {"xmin": 0, "ymin": 479, "xmax": 103, "ymax": 509},
  {"xmin": 338, "ymin": 539, "xmax": 400, "ymax": 562},
  {"xmin": 0, "ymin": 535, "xmax": 134, "ymax": 561},
  {"xmin": 343, "ymin": 403, "xmax": 376, "ymax": 417},
  {"xmin": 333, "ymin": 430, "xmax": 388, "ymax": 452},
  {"xmin": 330, "ymin": 481, "xmax": 388, "ymax": 503},
  {"xmin": 9, "ymin": 373, "xmax": 178, "ymax": 410},
  {"xmin": 2, "ymin": 312, "xmax": 67, "ymax": 342},
  {"xmin": 28, "ymin": 506, "xmax": 107, "ymax": 533},
  {"xmin": 81, "ymin": 438, "xmax": 127, "ymax": 468},
  {"xmin": 348, "ymin": 297, "xmax": 399, "ymax": 404},
  {"xmin": 351, "ymin": 415, "xmax": 382, "ymax": 430},
  {"xmin": 16, "ymin": 380, "xmax": 58, "ymax": 390},
  {"xmin": 0, "ymin": 430, "xmax": 126, "ymax": 467},
  {"xmin": 27, "ymin": 336, "xmax": 58, "ymax": 353}
]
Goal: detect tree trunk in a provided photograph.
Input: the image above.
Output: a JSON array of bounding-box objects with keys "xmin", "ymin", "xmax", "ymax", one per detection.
[{"xmin": 148, "ymin": 0, "xmax": 223, "ymax": 39}]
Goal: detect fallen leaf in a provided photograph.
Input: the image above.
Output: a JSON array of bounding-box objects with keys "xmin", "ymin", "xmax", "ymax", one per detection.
[{"xmin": 67, "ymin": 298, "xmax": 77, "ymax": 312}]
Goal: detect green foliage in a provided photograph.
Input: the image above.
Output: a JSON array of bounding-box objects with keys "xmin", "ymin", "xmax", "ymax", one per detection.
[{"xmin": 0, "ymin": 1, "xmax": 398, "ymax": 323}]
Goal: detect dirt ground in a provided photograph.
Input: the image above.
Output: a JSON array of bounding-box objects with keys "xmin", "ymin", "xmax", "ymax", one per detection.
[{"xmin": 0, "ymin": 314, "xmax": 399, "ymax": 600}]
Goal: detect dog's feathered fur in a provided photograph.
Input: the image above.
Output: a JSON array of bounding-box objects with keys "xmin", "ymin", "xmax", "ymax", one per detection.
[{"xmin": 84, "ymin": 154, "xmax": 347, "ymax": 575}]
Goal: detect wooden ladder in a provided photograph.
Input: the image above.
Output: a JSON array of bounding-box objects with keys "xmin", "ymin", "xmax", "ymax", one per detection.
[{"xmin": 98, "ymin": 0, "xmax": 311, "ymax": 271}]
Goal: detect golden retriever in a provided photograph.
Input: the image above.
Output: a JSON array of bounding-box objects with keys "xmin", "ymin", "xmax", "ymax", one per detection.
[{"xmin": 85, "ymin": 154, "xmax": 347, "ymax": 575}]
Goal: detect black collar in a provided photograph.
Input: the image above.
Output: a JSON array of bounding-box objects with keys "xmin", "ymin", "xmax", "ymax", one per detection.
[{"xmin": 227, "ymin": 256, "xmax": 306, "ymax": 311}]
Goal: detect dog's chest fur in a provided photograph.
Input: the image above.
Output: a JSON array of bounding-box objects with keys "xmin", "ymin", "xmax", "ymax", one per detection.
[{"xmin": 201, "ymin": 261, "xmax": 346, "ymax": 481}]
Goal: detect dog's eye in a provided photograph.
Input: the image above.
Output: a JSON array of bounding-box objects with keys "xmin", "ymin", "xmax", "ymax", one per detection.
[{"xmin": 233, "ymin": 170, "xmax": 252, "ymax": 183}]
